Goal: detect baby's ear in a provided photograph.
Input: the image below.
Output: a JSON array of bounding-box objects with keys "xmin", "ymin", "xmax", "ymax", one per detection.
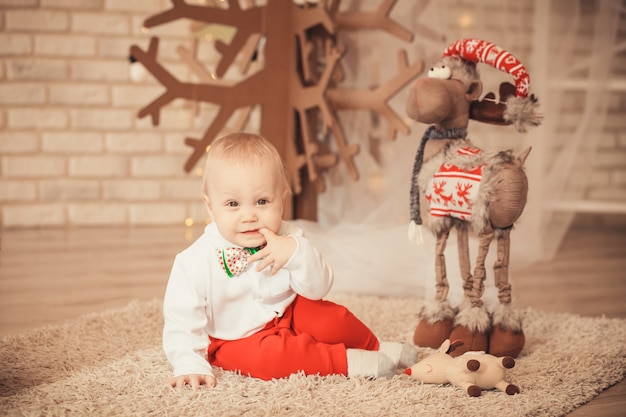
[
  {"xmin": 202, "ymin": 195, "xmax": 213, "ymax": 216},
  {"xmin": 282, "ymin": 188, "xmax": 291, "ymax": 204}
]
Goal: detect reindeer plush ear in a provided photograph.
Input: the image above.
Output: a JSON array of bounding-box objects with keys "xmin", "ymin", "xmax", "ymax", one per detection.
[{"xmin": 466, "ymin": 80, "xmax": 482, "ymax": 102}]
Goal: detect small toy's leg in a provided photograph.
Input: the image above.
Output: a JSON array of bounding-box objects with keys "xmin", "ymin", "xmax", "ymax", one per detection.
[
  {"xmin": 489, "ymin": 228, "xmax": 525, "ymax": 358},
  {"xmin": 466, "ymin": 358, "xmax": 480, "ymax": 372},
  {"xmin": 495, "ymin": 380, "xmax": 520, "ymax": 395},
  {"xmin": 460, "ymin": 383, "xmax": 482, "ymax": 397}
]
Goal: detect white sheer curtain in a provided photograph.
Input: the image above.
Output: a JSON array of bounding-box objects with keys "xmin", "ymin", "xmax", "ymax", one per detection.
[
  {"xmin": 527, "ymin": 0, "xmax": 622, "ymax": 259},
  {"xmin": 295, "ymin": 0, "xmax": 620, "ymax": 303}
]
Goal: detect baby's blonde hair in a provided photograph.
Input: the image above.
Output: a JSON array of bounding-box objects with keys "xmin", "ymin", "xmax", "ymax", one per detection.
[{"xmin": 200, "ymin": 132, "xmax": 291, "ymax": 202}]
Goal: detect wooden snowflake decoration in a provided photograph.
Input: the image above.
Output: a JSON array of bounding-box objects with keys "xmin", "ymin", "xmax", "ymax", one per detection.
[{"xmin": 129, "ymin": 0, "xmax": 425, "ymax": 219}]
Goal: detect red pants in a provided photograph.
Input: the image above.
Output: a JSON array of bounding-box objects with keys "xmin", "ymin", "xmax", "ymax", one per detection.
[{"xmin": 207, "ymin": 296, "xmax": 379, "ymax": 380}]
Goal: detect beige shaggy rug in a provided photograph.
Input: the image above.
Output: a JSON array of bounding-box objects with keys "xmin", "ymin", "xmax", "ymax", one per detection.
[{"xmin": 1, "ymin": 294, "xmax": 625, "ymax": 417}]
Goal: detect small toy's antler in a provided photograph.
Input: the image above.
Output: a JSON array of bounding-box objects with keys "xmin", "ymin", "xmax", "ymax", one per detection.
[{"xmin": 447, "ymin": 339, "xmax": 464, "ymax": 354}]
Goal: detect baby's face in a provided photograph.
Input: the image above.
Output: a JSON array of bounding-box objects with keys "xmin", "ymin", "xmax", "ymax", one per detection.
[{"xmin": 205, "ymin": 158, "xmax": 285, "ymax": 248}]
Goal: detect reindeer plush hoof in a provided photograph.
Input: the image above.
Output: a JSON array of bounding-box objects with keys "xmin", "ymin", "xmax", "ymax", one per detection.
[
  {"xmin": 413, "ymin": 317, "xmax": 453, "ymax": 349},
  {"xmin": 489, "ymin": 325, "xmax": 525, "ymax": 358},
  {"xmin": 489, "ymin": 305, "xmax": 525, "ymax": 357},
  {"xmin": 448, "ymin": 305, "xmax": 491, "ymax": 356},
  {"xmin": 413, "ymin": 300, "xmax": 455, "ymax": 348}
]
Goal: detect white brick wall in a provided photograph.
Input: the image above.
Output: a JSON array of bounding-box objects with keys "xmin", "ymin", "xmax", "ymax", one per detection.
[
  {"xmin": 0, "ymin": 0, "xmax": 205, "ymax": 227},
  {"xmin": 0, "ymin": 0, "xmax": 624, "ymax": 228},
  {"xmin": 0, "ymin": 83, "xmax": 46, "ymax": 104},
  {"xmin": 7, "ymin": 58, "xmax": 68, "ymax": 80},
  {"xmin": 42, "ymin": 132, "xmax": 104, "ymax": 153},
  {"xmin": 5, "ymin": 10, "xmax": 70, "ymax": 32},
  {"xmin": 0, "ymin": 34, "xmax": 32, "ymax": 55},
  {"xmin": 3, "ymin": 156, "xmax": 66, "ymax": 177},
  {"xmin": 7, "ymin": 108, "xmax": 69, "ymax": 129},
  {"xmin": 0, "ymin": 132, "xmax": 39, "ymax": 152}
]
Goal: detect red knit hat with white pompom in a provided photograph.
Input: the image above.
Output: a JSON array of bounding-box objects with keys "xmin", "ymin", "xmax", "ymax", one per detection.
[{"xmin": 441, "ymin": 38, "xmax": 542, "ymax": 132}]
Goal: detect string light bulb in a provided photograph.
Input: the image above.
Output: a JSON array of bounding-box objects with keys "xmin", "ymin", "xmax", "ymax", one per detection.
[{"xmin": 128, "ymin": 55, "xmax": 147, "ymax": 82}]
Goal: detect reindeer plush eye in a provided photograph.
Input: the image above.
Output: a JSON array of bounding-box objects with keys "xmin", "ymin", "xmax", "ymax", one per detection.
[{"xmin": 428, "ymin": 65, "xmax": 451, "ymax": 80}]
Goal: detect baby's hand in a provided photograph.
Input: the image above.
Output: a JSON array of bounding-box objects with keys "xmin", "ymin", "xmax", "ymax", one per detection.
[
  {"xmin": 248, "ymin": 228, "xmax": 296, "ymax": 275},
  {"xmin": 164, "ymin": 374, "xmax": 216, "ymax": 389}
]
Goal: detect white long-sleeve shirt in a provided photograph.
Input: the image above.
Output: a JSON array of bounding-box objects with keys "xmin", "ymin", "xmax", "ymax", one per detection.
[{"xmin": 162, "ymin": 221, "xmax": 334, "ymax": 377}]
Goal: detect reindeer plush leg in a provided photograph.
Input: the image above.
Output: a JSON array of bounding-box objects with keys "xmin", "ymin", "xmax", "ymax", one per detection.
[
  {"xmin": 456, "ymin": 225, "xmax": 474, "ymax": 304},
  {"xmin": 489, "ymin": 227, "xmax": 525, "ymax": 357},
  {"xmin": 435, "ymin": 229, "xmax": 451, "ymax": 302},
  {"xmin": 449, "ymin": 227, "xmax": 492, "ymax": 356},
  {"xmin": 413, "ymin": 229, "xmax": 455, "ymax": 349}
]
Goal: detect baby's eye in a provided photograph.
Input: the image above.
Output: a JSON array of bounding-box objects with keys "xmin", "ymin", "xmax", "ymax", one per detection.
[
  {"xmin": 227, "ymin": 201, "xmax": 239, "ymax": 207},
  {"xmin": 428, "ymin": 65, "xmax": 451, "ymax": 80},
  {"xmin": 256, "ymin": 199, "xmax": 268, "ymax": 206}
]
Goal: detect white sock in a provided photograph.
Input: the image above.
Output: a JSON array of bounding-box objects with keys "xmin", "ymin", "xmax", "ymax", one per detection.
[
  {"xmin": 346, "ymin": 348, "xmax": 395, "ymax": 379},
  {"xmin": 379, "ymin": 341, "xmax": 418, "ymax": 369}
]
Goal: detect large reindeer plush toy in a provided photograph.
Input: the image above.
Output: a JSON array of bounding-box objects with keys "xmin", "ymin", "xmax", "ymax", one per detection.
[{"xmin": 407, "ymin": 38, "xmax": 542, "ymax": 358}]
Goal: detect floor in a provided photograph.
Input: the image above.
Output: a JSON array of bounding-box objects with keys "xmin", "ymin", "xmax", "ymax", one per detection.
[{"xmin": 0, "ymin": 218, "xmax": 624, "ymax": 416}]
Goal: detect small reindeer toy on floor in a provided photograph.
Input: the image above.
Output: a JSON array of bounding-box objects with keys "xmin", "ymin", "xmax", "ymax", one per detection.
[
  {"xmin": 407, "ymin": 38, "xmax": 542, "ymax": 358},
  {"xmin": 405, "ymin": 339, "xmax": 520, "ymax": 397}
]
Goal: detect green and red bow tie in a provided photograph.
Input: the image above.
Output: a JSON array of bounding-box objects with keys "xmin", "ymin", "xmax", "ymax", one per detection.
[{"xmin": 217, "ymin": 246, "xmax": 261, "ymax": 278}]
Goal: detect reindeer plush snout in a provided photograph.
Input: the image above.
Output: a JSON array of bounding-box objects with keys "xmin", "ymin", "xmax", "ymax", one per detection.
[
  {"xmin": 406, "ymin": 78, "xmax": 450, "ymax": 124},
  {"xmin": 406, "ymin": 77, "xmax": 473, "ymax": 128}
]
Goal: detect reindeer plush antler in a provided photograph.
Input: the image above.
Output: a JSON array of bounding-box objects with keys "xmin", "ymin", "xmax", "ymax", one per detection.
[{"xmin": 469, "ymin": 82, "xmax": 515, "ymax": 125}]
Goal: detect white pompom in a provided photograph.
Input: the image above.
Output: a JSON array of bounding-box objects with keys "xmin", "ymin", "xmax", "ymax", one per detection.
[{"xmin": 408, "ymin": 221, "xmax": 424, "ymax": 245}]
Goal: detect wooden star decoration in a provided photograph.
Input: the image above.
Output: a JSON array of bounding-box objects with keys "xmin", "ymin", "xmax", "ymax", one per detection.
[{"xmin": 130, "ymin": 0, "xmax": 430, "ymax": 219}]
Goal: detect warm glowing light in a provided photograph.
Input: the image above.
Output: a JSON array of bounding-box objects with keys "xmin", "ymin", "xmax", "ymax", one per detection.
[
  {"xmin": 141, "ymin": 26, "xmax": 148, "ymax": 33},
  {"xmin": 368, "ymin": 171, "xmax": 386, "ymax": 194},
  {"xmin": 196, "ymin": 167, "xmax": 203, "ymax": 176},
  {"xmin": 184, "ymin": 228, "xmax": 193, "ymax": 242},
  {"xmin": 185, "ymin": 217, "xmax": 194, "ymax": 227},
  {"xmin": 458, "ymin": 13, "xmax": 474, "ymax": 29}
]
